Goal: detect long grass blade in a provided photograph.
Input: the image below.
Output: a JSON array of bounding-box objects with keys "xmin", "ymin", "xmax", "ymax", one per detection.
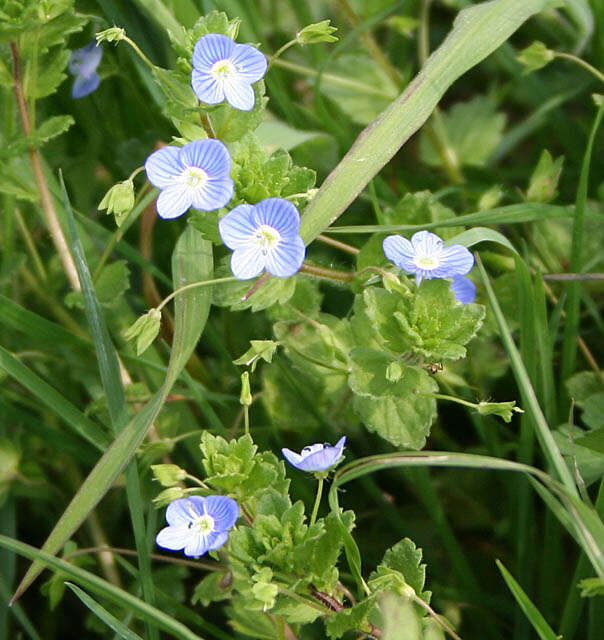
[
  {"xmin": 66, "ymin": 583, "xmax": 143, "ymax": 640},
  {"xmin": 0, "ymin": 536, "xmax": 205, "ymax": 640},
  {"xmin": 495, "ymin": 560, "xmax": 558, "ymax": 640}
]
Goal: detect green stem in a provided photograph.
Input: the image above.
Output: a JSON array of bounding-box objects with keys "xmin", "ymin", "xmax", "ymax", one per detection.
[
  {"xmin": 14, "ymin": 209, "xmax": 47, "ymax": 282},
  {"xmin": 156, "ymin": 277, "xmax": 238, "ymax": 311},
  {"xmin": 316, "ymin": 234, "xmax": 359, "ymax": 255},
  {"xmin": 310, "ymin": 476, "xmax": 324, "ymax": 526},
  {"xmin": 554, "ymin": 52, "xmax": 604, "ymax": 85},
  {"xmin": 270, "ymin": 39, "xmax": 298, "ymax": 62},
  {"xmin": 243, "ymin": 405, "xmax": 250, "ymax": 436},
  {"xmin": 299, "ymin": 263, "xmax": 354, "ymax": 282},
  {"xmin": 122, "ymin": 35, "xmax": 157, "ymax": 70}
]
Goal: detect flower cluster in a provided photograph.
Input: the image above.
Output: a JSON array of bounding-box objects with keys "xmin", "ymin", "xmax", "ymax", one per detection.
[
  {"xmin": 68, "ymin": 42, "xmax": 103, "ymax": 98},
  {"xmin": 156, "ymin": 495, "xmax": 239, "ymax": 557},
  {"xmin": 142, "ymin": 35, "xmax": 307, "ymax": 281},
  {"xmin": 383, "ymin": 230, "xmax": 476, "ymax": 303}
]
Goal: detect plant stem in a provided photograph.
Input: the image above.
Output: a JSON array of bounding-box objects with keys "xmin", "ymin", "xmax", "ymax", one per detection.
[
  {"xmin": 156, "ymin": 276, "xmax": 239, "ymax": 311},
  {"xmin": 299, "ymin": 263, "xmax": 354, "ymax": 282},
  {"xmin": 9, "ymin": 42, "xmax": 81, "ymax": 291},
  {"xmin": 554, "ymin": 52, "xmax": 604, "ymax": 85},
  {"xmin": 317, "ymin": 234, "xmax": 360, "ymax": 255},
  {"xmin": 310, "ymin": 476, "xmax": 324, "ymax": 526},
  {"xmin": 243, "ymin": 405, "xmax": 250, "ymax": 436},
  {"xmin": 270, "ymin": 39, "xmax": 298, "ymax": 63}
]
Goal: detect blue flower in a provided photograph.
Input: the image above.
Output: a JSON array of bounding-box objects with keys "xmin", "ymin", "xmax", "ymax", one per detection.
[
  {"xmin": 450, "ymin": 275, "xmax": 476, "ymax": 304},
  {"xmin": 282, "ymin": 437, "xmax": 346, "ymax": 472},
  {"xmin": 218, "ymin": 198, "xmax": 306, "ymax": 279},
  {"xmin": 191, "ymin": 33, "xmax": 267, "ymax": 111},
  {"xmin": 69, "ymin": 42, "xmax": 103, "ymax": 98},
  {"xmin": 156, "ymin": 495, "xmax": 239, "ymax": 557},
  {"xmin": 145, "ymin": 139, "xmax": 234, "ymax": 219},
  {"xmin": 383, "ymin": 230, "xmax": 474, "ymax": 285}
]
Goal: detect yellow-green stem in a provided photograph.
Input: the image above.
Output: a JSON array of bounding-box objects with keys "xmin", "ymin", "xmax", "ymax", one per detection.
[
  {"xmin": 310, "ymin": 476, "xmax": 324, "ymax": 526},
  {"xmin": 156, "ymin": 276, "xmax": 238, "ymax": 311}
]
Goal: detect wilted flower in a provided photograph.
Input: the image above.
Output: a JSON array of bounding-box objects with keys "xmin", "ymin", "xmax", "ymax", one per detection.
[
  {"xmin": 156, "ymin": 495, "xmax": 239, "ymax": 557},
  {"xmin": 282, "ymin": 437, "xmax": 346, "ymax": 472},
  {"xmin": 69, "ymin": 41, "xmax": 103, "ymax": 98},
  {"xmin": 144, "ymin": 139, "xmax": 233, "ymax": 219},
  {"xmin": 450, "ymin": 275, "xmax": 476, "ymax": 304},
  {"xmin": 218, "ymin": 197, "xmax": 306, "ymax": 279},
  {"xmin": 191, "ymin": 33, "xmax": 267, "ymax": 111}
]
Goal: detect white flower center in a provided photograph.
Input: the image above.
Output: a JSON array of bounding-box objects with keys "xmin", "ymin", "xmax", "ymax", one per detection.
[
  {"xmin": 414, "ymin": 254, "xmax": 440, "ymax": 271},
  {"xmin": 182, "ymin": 167, "xmax": 208, "ymax": 189},
  {"xmin": 190, "ymin": 514, "xmax": 215, "ymax": 535},
  {"xmin": 254, "ymin": 225, "xmax": 281, "ymax": 256},
  {"xmin": 211, "ymin": 59, "xmax": 237, "ymax": 80}
]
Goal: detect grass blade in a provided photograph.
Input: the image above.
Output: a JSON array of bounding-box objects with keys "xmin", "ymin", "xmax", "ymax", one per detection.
[
  {"xmin": 60, "ymin": 175, "xmax": 158, "ymax": 639},
  {"xmin": 0, "ymin": 536, "xmax": 205, "ymax": 640},
  {"xmin": 65, "ymin": 583, "xmax": 143, "ymax": 640},
  {"xmin": 495, "ymin": 560, "xmax": 558, "ymax": 640},
  {"xmin": 298, "ymin": 0, "xmax": 553, "ymax": 243},
  {"xmin": 12, "ymin": 225, "xmax": 214, "ymax": 602},
  {"xmin": 0, "ymin": 345, "xmax": 110, "ymax": 451}
]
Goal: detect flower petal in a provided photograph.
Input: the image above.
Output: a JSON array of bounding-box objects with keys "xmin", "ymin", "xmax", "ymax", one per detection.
[
  {"xmin": 410, "ymin": 230, "xmax": 443, "ymax": 256},
  {"xmin": 156, "ymin": 525, "xmax": 191, "ymax": 551},
  {"xmin": 191, "ymin": 177, "xmax": 234, "ymax": 211},
  {"xmin": 231, "ymin": 43, "xmax": 267, "ymax": 83},
  {"xmin": 180, "ymin": 139, "xmax": 231, "ymax": 176},
  {"xmin": 230, "ymin": 245, "xmax": 266, "ymax": 280},
  {"xmin": 382, "ymin": 235, "xmax": 417, "ymax": 273},
  {"xmin": 69, "ymin": 42, "xmax": 102, "ymax": 76},
  {"xmin": 192, "ymin": 34, "xmax": 236, "ymax": 71},
  {"xmin": 281, "ymin": 448, "xmax": 304, "ymax": 467},
  {"xmin": 145, "ymin": 146, "xmax": 184, "ymax": 188},
  {"xmin": 255, "ymin": 198, "xmax": 300, "ymax": 238},
  {"xmin": 435, "ymin": 244, "xmax": 474, "ymax": 278},
  {"xmin": 165, "ymin": 496, "xmax": 205, "ymax": 526},
  {"xmin": 156, "ymin": 184, "xmax": 193, "ymax": 219},
  {"xmin": 72, "ymin": 72, "xmax": 100, "ymax": 99},
  {"xmin": 298, "ymin": 439, "xmax": 346, "ymax": 472},
  {"xmin": 223, "ymin": 76, "xmax": 255, "ymax": 111},
  {"xmin": 183, "ymin": 533, "xmax": 211, "ymax": 557},
  {"xmin": 203, "ymin": 495, "xmax": 239, "ymax": 531},
  {"xmin": 191, "ymin": 69, "xmax": 225, "ymax": 105},
  {"xmin": 204, "ymin": 531, "xmax": 229, "ymax": 552},
  {"xmin": 218, "ymin": 205, "xmax": 257, "ymax": 249},
  {"xmin": 265, "ymin": 236, "xmax": 305, "ymax": 278},
  {"xmin": 450, "ymin": 275, "xmax": 476, "ymax": 304}
]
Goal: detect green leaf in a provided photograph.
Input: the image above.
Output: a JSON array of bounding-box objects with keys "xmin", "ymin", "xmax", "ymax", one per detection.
[
  {"xmin": 527, "ymin": 150, "xmax": 564, "ymax": 203},
  {"xmin": 445, "ymin": 226, "xmax": 518, "ymax": 255},
  {"xmin": 211, "ymin": 83, "xmax": 268, "ymax": 143},
  {"xmin": 325, "ymin": 599, "xmax": 375, "ymax": 639},
  {"xmin": 578, "ymin": 577, "xmax": 604, "ymax": 597},
  {"xmin": 65, "ymin": 583, "xmax": 143, "ymax": 640},
  {"xmin": 381, "ymin": 595, "xmax": 423, "ymax": 640},
  {"xmin": 566, "ymin": 371, "xmax": 604, "ymax": 405},
  {"xmin": 24, "ymin": 46, "xmax": 70, "ymax": 99},
  {"xmin": 496, "ymin": 560, "xmax": 559, "ymax": 640},
  {"xmin": 0, "ymin": 156, "xmax": 38, "ymax": 201},
  {"xmin": 348, "ymin": 348, "xmax": 437, "ymax": 449},
  {"xmin": 420, "ymin": 96, "xmax": 506, "ymax": 168},
  {"xmin": 192, "ymin": 572, "xmax": 233, "ymax": 607},
  {"xmin": 255, "ymin": 119, "xmax": 327, "ymax": 153},
  {"xmin": 375, "ymin": 539, "xmax": 430, "ymax": 601},
  {"xmin": 65, "ymin": 260, "xmax": 130, "ymax": 309},
  {"xmin": 299, "ymin": 0, "xmax": 553, "ymax": 244},
  {"xmin": 98, "ymin": 180, "xmax": 136, "ymax": 226},
  {"xmin": 233, "ymin": 340, "xmax": 278, "ymax": 371},
  {"xmin": 516, "ymin": 41, "xmax": 554, "ymax": 74},
  {"xmin": 476, "ymin": 400, "xmax": 523, "ymax": 422}
]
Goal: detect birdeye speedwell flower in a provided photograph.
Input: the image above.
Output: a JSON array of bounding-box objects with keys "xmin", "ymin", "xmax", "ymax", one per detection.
[
  {"xmin": 282, "ymin": 437, "xmax": 346, "ymax": 473},
  {"xmin": 145, "ymin": 139, "xmax": 234, "ymax": 219},
  {"xmin": 191, "ymin": 33, "xmax": 267, "ymax": 111},
  {"xmin": 69, "ymin": 41, "xmax": 103, "ymax": 98},
  {"xmin": 156, "ymin": 495, "xmax": 239, "ymax": 557},
  {"xmin": 450, "ymin": 275, "xmax": 476, "ymax": 304},
  {"xmin": 383, "ymin": 230, "xmax": 475, "ymax": 302},
  {"xmin": 219, "ymin": 197, "xmax": 306, "ymax": 279}
]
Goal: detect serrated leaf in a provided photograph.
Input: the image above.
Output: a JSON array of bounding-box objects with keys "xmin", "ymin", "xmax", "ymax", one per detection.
[
  {"xmin": 420, "ymin": 96, "xmax": 506, "ymax": 168},
  {"xmin": 24, "ymin": 46, "xmax": 70, "ymax": 98},
  {"xmin": 527, "ymin": 150, "xmax": 564, "ymax": 203},
  {"xmin": 348, "ymin": 348, "xmax": 437, "ymax": 449},
  {"xmin": 192, "ymin": 572, "xmax": 232, "ymax": 606},
  {"xmin": 325, "ymin": 598, "xmax": 375, "ymax": 639},
  {"xmin": 123, "ymin": 309, "xmax": 162, "ymax": 356},
  {"xmin": 211, "ymin": 83, "xmax": 268, "ymax": 143},
  {"xmin": 0, "ymin": 157, "xmax": 38, "ymax": 201},
  {"xmin": 375, "ymin": 539, "xmax": 429, "ymax": 600}
]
